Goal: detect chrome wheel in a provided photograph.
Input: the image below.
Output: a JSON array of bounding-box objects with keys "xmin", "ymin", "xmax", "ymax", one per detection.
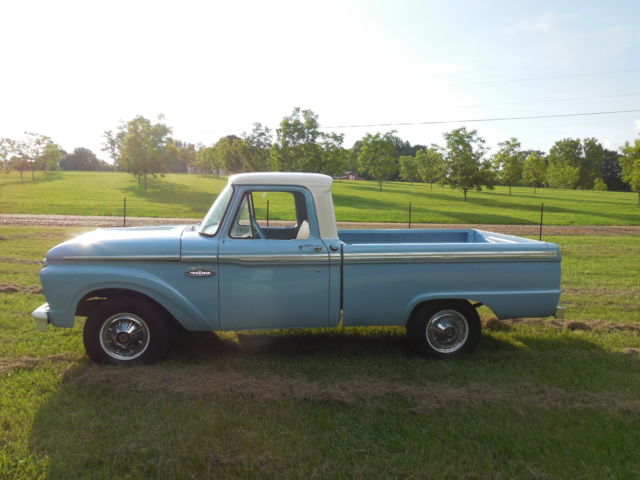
[
  {"xmin": 425, "ymin": 310, "xmax": 469, "ymax": 354},
  {"xmin": 99, "ymin": 313, "xmax": 150, "ymax": 361}
]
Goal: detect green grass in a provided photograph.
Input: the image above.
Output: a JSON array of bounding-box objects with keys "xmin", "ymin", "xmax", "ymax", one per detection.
[
  {"xmin": 1, "ymin": 226, "xmax": 640, "ymax": 478},
  {"xmin": 1, "ymin": 170, "xmax": 639, "ymax": 225}
]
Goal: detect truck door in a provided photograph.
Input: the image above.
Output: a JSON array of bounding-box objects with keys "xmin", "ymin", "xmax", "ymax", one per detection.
[{"xmin": 218, "ymin": 186, "xmax": 330, "ymax": 330}]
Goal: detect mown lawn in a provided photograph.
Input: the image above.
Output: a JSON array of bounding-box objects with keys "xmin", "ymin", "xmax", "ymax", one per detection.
[
  {"xmin": 1, "ymin": 170, "xmax": 639, "ymax": 225},
  {"xmin": 1, "ymin": 226, "xmax": 639, "ymax": 479}
]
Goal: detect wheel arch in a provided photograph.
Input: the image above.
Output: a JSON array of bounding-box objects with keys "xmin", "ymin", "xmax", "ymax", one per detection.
[{"xmin": 406, "ymin": 296, "xmax": 495, "ymax": 327}]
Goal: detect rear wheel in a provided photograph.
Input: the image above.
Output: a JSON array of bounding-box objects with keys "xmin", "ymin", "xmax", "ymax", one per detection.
[
  {"xmin": 407, "ymin": 301, "xmax": 481, "ymax": 359},
  {"xmin": 83, "ymin": 297, "xmax": 170, "ymax": 365}
]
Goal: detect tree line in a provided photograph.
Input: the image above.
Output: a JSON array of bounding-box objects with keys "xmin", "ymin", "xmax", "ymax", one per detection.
[{"xmin": 1, "ymin": 107, "xmax": 639, "ymax": 203}]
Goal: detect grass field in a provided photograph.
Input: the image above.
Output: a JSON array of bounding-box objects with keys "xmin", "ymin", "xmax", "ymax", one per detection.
[
  {"xmin": 1, "ymin": 226, "xmax": 639, "ymax": 479},
  {"xmin": 1, "ymin": 170, "xmax": 639, "ymax": 225}
]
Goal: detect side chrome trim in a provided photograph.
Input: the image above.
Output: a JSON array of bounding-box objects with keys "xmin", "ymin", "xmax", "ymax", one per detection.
[
  {"xmin": 343, "ymin": 250, "xmax": 558, "ymax": 263},
  {"xmin": 181, "ymin": 255, "xmax": 218, "ymax": 262},
  {"xmin": 61, "ymin": 255, "xmax": 181, "ymax": 261},
  {"xmin": 219, "ymin": 254, "xmax": 329, "ymax": 265}
]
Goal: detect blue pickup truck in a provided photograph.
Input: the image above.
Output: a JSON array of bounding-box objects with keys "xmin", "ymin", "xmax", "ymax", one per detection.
[{"xmin": 32, "ymin": 172, "xmax": 563, "ymax": 364}]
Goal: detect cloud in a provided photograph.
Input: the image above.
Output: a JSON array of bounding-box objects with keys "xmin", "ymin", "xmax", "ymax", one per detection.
[{"xmin": 634, "ymin": 119, "xmax": 640, "ymax": 132}]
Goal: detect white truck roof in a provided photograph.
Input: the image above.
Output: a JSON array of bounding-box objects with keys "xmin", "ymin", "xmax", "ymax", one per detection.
[{"xmin": 228, "ymin": 172, "xmax": 338, "ymax": 239}]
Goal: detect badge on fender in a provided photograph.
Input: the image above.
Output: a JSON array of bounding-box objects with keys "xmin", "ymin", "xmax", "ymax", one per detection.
[{"xmin": 185, "ymin": 266, "xmax": 216, "ymax": 278}]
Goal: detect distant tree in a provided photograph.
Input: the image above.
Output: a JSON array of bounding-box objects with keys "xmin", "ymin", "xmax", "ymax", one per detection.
[
  {"xmin": 320, "ymin": 132, "xmax": 349, "ymax": 176},
  {"xmin": 37, "ymin": 142, "xmax": 64, "ymax": 172},
  {"xmin": 240, "ymin": 123, "xmax": 272, "ymax": 171},
  {"xmin": 415, "ymin": 146, "xmax": 445, "ymax": 189},
  {"xmin": 60, "ymin": 147, "xmax": 102, "ymax": 171},
  {"xmin": 620, "ymin": 138, "xmax": 640, "ymax": 204},
  {"xmin": 0, "ymin": 138, "xmax": 14, "ymax": 173},
  {"xmin": 357, "ymin": 131, "xmax": 398, "ymax": 191},
  {"xmin": 102, "ymin": 129, "xmax": 125, "ymax": 171},
  {"xmin": 269, "ymin": 108, "xmax": 346, "ymax": 174},
  {"xmin": 270, "ymin": 108, "xmax": 324, "ymax": 172},
  {"xmin": 547, "ymin": 138, "xmax": 604, "ymax": 190},
  {"xmin": 9, "ymin": 153, "xmax": 29, "ymax": 180},
  {"xmin": 593, "ymin": 178, "xmax": 607, "ymax": 191},
  {"xmin": 522, "ymin": 151, "xmax": 547, "ymax": 193},
  {"xmin": 399, "ymin": 155, "xmax": 420, "ymax": 182},
  {"xmin": 442, "ymin": 127, "xmax": 494, "ymax": 201},
  {"xmin": 601, "ymin": 149, "xmax": 629, "ymax": 191},
  {"xmin": 493, "ymin": 137, "xmax": 525, "ymax": 195},
  {"xmin": 196, "ymin": 145, "xmax": 220, "ymax": 176},
  {"xmin": 213, "ymin": 135, "xmax": 244, "ymax": 173},
  {"xmin": 166, "ymin": 139, "xmax": 197, "ymax": 173},
  {"xmin": 582, "ymin": 138, "xmax": 605, "ymax": 188},
  {"xmin": 118, "ymin": 116, "xmax": 172, "ymax": 190}
]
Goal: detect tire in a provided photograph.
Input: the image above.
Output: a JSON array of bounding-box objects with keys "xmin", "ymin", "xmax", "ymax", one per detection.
[
  {"xmin": 83, "ymin": 297, "xmax": 170, "ymax": 365},
  {"xmin": 406, "ymin": 301, "xmax": 481, "ymax": 359}
]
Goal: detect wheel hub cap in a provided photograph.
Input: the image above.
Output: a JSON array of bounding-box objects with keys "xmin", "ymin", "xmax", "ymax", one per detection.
[
  {"xmin": 426, "ymin": 310, "xmax": 469, "ymax": 354},
  {"xmin": 99, "ymin": 313, "xmax": 150, "ymax": 361}
]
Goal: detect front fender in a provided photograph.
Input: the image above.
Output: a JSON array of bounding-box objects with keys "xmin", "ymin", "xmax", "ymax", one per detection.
[{"xmin": 41, "ymin": 263, "xmax": 212, "ymax": 330}]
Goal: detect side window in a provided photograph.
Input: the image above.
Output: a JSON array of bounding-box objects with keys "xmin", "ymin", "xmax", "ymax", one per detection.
[
  {"xmin": 230, "ymin": 190, "xmax": 310, "ymax": 240},
  {"xmin": 252, "ymin": 191, "xmax": 298, "ymax": 228}
]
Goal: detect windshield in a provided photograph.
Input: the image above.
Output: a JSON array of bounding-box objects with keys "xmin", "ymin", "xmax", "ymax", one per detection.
[{"xmin": 199, "ymin": 185, "xmax": 233, "ymax": 235}]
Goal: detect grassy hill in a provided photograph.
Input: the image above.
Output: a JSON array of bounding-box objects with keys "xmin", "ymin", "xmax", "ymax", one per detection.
[{"xmin": 1, "ymin": 170, "xmax": 638, "ymax": 225}]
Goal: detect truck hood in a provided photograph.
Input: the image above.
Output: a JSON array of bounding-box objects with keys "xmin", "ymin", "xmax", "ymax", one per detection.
[{"xmin": 45, "ymin": 225, "xmax": 190, "ymax": 262}]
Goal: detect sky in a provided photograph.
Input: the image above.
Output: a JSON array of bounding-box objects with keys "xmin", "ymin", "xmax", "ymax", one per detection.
[{"xmin": 1, "ymin": 0, "xmax": 640, "ymax": 161}]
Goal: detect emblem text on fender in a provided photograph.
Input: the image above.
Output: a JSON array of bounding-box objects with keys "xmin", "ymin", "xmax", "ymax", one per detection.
[{"xmin": 185, "ymin": 267, "xmax": 216, "ymax": 278}]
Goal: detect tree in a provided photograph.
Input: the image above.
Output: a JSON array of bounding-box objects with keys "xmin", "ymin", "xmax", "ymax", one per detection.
[
  {"xmin": 240, "ymin": 123, "xmax": 272, "ymax": 172},
  {"xmin": 102, "ymin": 129, "xmax": 125, "ymax": 171},
  {"xmin": 581, "ymin": 138, "xmax": 605, "ymax": 188},
  {"xmin": 270, "ymin": 107, "xmax": 345, "ymax": 174},
  {"xmin": 620, "ymin": 138, "xmax": 640, "ymax": 204},
  {"xmin": 37, "ymin": 142, "xmax": 64, "ymax": 172},
  {"xmin": 118, "ymin": 116, "xmax": 172, "ymax": 190},
  {"xmin": 0, "ymin": 138, "xmax": 14, "ymax": 173},
  {"xmin": 601, "ymin": 149, "xmax": 629, "ymax": 191},
  {"xmin": 195, "ymin": 145, "xmax": 220, "ymax": 176},
  {"xmin": 547, "ymin": 138, "xmax": 605, "ymax": 190},
  {"xmin": 522, "ymin": 151, "xmax": 547, "ymax": 193},
  {"xmin": 399, "ymin": 155, "xmax": 419, "ymax": 182},
  {"xmin": 442, "ymin": 127, "xmax": 494, "ymax": 200},
  {"xmin": 60, "ymin": 147, "xmax": 102, "ymax": 170},
  {"xmin": 415, "ymin": 146, "xmax": 445, "ymax": 189},
  {"xmin": 166, "ymin": 139, "xmax": 197, "ymax": 173},
  {"xmin": 493, "ymin": 138, "xmax": 524, "ymax": 195},
  {"xmin": 593, "ymin": 178, "xmax": 607, "ymax": 191},
  {"xmin": 214, "ymin": 135, "xmax": 244, "ymax": 173},
  {"xmin": 357, "ymin": 132, "xmax": 398, "ymax": 191}
]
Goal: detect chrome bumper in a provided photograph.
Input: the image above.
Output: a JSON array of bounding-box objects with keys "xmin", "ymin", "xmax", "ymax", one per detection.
[
  {"xmin": 31, "ymin": 303, "xmax": 50, "ymax": 331},
  {"xmin": 553, "ymin": 305, "xmax": 566, "ymax": 319}
]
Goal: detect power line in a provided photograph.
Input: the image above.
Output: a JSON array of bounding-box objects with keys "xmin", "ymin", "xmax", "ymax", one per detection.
[{"xmin": 318, "ymin": 108, "xmax": 640, "ymax": 130}]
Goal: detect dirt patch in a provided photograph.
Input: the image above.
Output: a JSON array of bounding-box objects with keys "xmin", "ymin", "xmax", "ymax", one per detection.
[
  {"xmin": 0, "ymin": 353, "xmax": 76, "ymax": 375},
  {"xmin": 0, "ymin": 284, "xmax": 42, "ymax": 294},
  {"xmin": 1, "ymin": 214, "xmax": 639, "ymax": 235},
  {"xmin": 506, "ymin": 318, "xmax": 640, "ymax": 333},
  {"xmin": 622, "ymin": 348, "xmax": 640, "ymax": 357},
  {"xmin": 0, "ymin": 257, "xmax": 42, "ymax": 265},
  {"xmin": 65, "ymin": 364, "xmax": 640, "ymax": 414}
]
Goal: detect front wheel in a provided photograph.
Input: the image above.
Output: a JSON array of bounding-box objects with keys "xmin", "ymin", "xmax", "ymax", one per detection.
[
  {"xmin": 407, "ymin": 301, "xmax": 481, "ymax": 359},
  {"xmin": 83, "ymin": 297, "xmax": 170, "ymax": 365}
]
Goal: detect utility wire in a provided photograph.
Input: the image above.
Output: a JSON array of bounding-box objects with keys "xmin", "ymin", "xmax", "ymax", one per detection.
[{"xmin": 318, "ymin": 108, "xmax": 640, "ymax": 130}]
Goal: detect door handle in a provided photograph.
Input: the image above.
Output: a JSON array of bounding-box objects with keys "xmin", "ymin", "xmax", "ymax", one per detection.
[{"xmin": 299, "ymin": 244, "xmax": 323, "ymax": 252}]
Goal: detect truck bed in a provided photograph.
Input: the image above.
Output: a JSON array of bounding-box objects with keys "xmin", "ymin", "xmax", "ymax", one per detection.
[
  {"xmin": 338, "ymin": 228, "xmax": 562, "ymax": 325},
  {"xmin": 338, "ymin": 228, "xmax": 542, "ymax": 245}
]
